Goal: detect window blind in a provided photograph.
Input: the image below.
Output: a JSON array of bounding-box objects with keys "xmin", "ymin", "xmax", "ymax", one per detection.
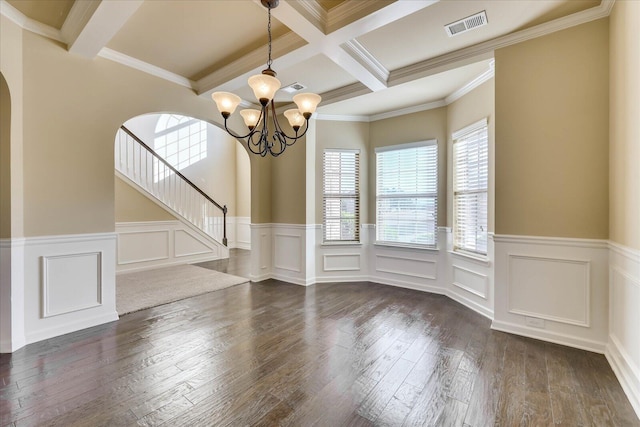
[
  {"xmin": 376, "ymin": 141, "xmax": 438, "ymax": 247},
  {"xmin": 323, "ymin": 150, "xmax": 360, "ymax": 242},
  {"xmin": 453, "ymin": 121, "xmax": 488, "ymax": 255}
]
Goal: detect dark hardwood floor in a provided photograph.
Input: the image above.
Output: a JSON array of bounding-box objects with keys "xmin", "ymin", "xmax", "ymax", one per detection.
[
  {"xmin": 195, "ymin": 248, "xmax": 251, "ymax": 278},
  {"xmin": 1, "ymin": 251, "xmax": 638, "ymax": 426}
]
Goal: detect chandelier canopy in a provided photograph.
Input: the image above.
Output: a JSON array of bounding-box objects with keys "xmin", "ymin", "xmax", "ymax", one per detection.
[{"xmin": 211, "ymin": 0, "xmax": 321, "ymax": 157}]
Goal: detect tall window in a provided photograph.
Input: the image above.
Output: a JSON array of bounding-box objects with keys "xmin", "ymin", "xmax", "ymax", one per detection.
[
  {"xmin": 453, "ymin": 119, "xmax": 488, "ymax": 255},
  {"xmin": 153, "ymin": 114, "xmax": 207, "ymax": 181},
  {"xmin": 323, "ymin": 150, "xmax": 360, "ymax": 242},
  {"xmin": 376, "ymin": 141, "xmax": 438, "ymax": 247}
]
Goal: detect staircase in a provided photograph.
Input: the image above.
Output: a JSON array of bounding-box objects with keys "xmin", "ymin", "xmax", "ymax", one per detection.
[{"xmin": 115, "ymin": 126, "xmax": 227, "ymax": 247}]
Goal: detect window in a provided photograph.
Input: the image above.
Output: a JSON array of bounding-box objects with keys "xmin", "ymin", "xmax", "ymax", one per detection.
[
  {"xmin": 376, "ymin": 141, "xmax": 438, "ymax": 247},
  {"xmin": 153, "ymin": 114, "xmax": 207, "ymax": 181},
  {"xmin": 453, "ymin": 119, "xmax": 488, "ymax": 255},
  {"xmin": 323, "ymin": 150, "xmax": 360, "ymax": 242}
]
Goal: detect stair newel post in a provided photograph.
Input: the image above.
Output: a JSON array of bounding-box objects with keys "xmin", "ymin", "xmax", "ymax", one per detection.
[{"xmin": 223, "ymin": 205, "xmax": 228, "ymax": 247}]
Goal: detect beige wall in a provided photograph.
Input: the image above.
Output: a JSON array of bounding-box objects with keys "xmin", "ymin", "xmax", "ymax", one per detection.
[
  {"xmin": 609, "ymin": 0, "xmax": 640, "ymax": 250},
  {"xmin": 271, "ymin": 133, "xmax": 306, "ymax": 224},
  {"xmin": 0, "ymin": 74, "xmax": 10, "ymax": 239},
  {"xmin": 447, "ymin": 78, "xmax": 495, "ymax": 231},
  {"xmin": 114, "ymin": 176, "xmax": 176, "ymax": 222},
  {"xmin": 314, "ymin": 120, "xmax": 370, "ymax": 224},
  {"xmin": 495, "ymin": 19, "xmax": 609, "ymax": 239},
  {"xmin": 369, "ymin": 107, "xmax": 448, "ymax": 226},
  {"xmin": 11, "ymin": 30, "xmax": 270, "ymax": 237},
  {"xmin": 0, "ymin": 16, "xmax": 24, "ymax": 238},
  {"xmin": 235, "ymin": 142, "xmax": 251, "ymax": 218}
]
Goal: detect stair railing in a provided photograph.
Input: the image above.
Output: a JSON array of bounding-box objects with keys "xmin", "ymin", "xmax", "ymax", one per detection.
[{"xmin": 115, "ymin": 125, "xmax": 227, "ymax": 246}]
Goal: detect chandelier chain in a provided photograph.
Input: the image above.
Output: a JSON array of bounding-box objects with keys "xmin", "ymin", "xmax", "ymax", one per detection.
[{"xmin": 267, "ymin": 7, "xmax": 273, "ymax": 69}]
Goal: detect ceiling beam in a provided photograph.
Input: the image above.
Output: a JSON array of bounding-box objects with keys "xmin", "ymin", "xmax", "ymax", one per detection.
[
  {"xmin": 61, "ymin": 0, "xmax": 143, "ymax": 58},
  {"xmin": 196, "ymin": 0, "xmax": 439, "ymax": 97}
]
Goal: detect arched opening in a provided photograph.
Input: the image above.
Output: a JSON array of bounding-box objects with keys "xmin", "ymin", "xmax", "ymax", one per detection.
[
  {"xmin": 0, "ymin": 72, "xmax": 14, "ymax": 351},
  {"xmin": 112, "ymin": 113, "xmax": 251, "ymax": 313}
]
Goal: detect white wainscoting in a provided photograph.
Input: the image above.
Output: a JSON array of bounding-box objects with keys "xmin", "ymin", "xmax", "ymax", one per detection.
[
  {"xmin": 22, "ymin": 233, "xmax": 119, "ymax": 346},
  {"xmin": 0, "ymin": 238, "xmax": 26, "ymax": 353},
  {"xmin": 250, "ymin": 223, "xmax": 273, "ymax": 282},
  {"xmin": 493, "ymin": 235, "xmax": 609, "ymax": 353},
  {"xmin": 314, "ymin": 224, "xmax": 369, "ymax": 284},
  {"xmin": 368, "ymin": 227, "xmax": 446, "ymax": 295},
  {"xmin": 115, "ymin": 221, "xmax": 228, "ymax": 273},
  {"xmin": 606, "ymin": 242, "xmax": 640, "ymax": 418},
  {"xmin": 225, "ymin": 216, "xmax": 251, "ymax": 250}
]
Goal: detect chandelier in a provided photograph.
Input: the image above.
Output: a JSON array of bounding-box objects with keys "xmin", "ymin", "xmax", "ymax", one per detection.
[{"xmin": 211, "ymin": 0, "xmax": 321, "ymax": 157}]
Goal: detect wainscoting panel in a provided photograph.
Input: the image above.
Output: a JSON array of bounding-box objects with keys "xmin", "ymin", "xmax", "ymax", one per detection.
[
  {"xmin": 452, "ymin": 265, "xmax": 488, "ymax": 299},
  {"xmin": 375, "ymin": 254, "xmax": 437, "ymax": 280},
  {"xmin": 116, "ymin": 221, "xmax": 227, "ymax": 273},
  {"xmin": 0, "ymin": 238, "xmax": 26, "ymax": 353},
  {"xmin": 118, "ymin": 230, "xmax": 169, "ymax": 265},
  {"xmin": 174, "ymin": 229, "xmax": 217, "ymax": 258},
  {"xmin": 274, "ymin": 234, "xmax": 302, "ymax": 273},
  {"xmin": 250, "ymin": 224, "xmax": 272, "ymax": 282},
  {"xmin": 493, "ymin": 235, "xmax": 609, "ymax": 353},
  {"xmin": 234, "ymin": 217, "xmax": 251, "ymax": 250},
  {"xmin": 607, "ymin": 243, "xmax": 640, "ymax": 418},
  {"xmin": 323, "ymin": 253, "xmax": 361, "ymax": 272},
  {"xmin": 508, "ymin": 254, "xmax": 590, "ymax": 327},
  {"xmin": 22, "ymin": 233, "xmax": 118, "ymax": 346},
  {"xmin": 42, "ymin": 252, "xmax": 102, "ymax": 318}
]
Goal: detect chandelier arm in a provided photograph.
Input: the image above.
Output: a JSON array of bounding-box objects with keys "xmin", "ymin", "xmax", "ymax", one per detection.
[
  {"xmin": 222, "ymin": 117, "xmax": 259, "ymax": 141},
  {"xmin": 268, "ymin": 101, "xmax": 304, "ymax": 145}
]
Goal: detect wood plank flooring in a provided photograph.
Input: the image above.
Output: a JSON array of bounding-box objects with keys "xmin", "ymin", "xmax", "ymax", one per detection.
[{"xmin": 1, "ymin": 260, "xmax": 638, "ymax": 425}]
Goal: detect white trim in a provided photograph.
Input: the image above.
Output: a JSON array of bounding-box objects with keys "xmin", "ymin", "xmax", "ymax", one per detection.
[
  {"xmin": 491, "ymin": 320, "xmax": 606, "ymax": 354},
  {"xmin": 0, "ymin": 0, "xmax": 64, "ymax": 42},
  {"xmin": 507, "ymin": 254, "xmax": 591, "ymax": 328},
  {"xmin": 449, "ymin": 250, "xmax": 490, "ymax": 266},
  {"xmin": 374, "ymin": 138, "xmax": 437, "ymax": 153},
  {"xmin": 98, "ymin": 48, "xmax": 195, "ymax": 89},
  {"xmin": 446, "ymin": 62, "xmax": 494, "ymax": 105},
  {"xmin": 24, "ymin": 232, "xmax": 117, "ymax": 246},
  {"xmin": 606, "ymin": 335, "xmax": 640, "ymax": 419},
  {"xmin": 25, "ymin": 311, "xmax": 119, "ymax": 346},
  {"xmin": 452, "ymin": 117, "xmax": 489, "ymax": 140},
  {"xmin": 493, "ymin": 234, "xmax": 609, "ymax": 249},
  {"xmin": 452, "ymin": 265, "xmax": 488, "ymax": 299},
  {"xmin": 375, "ymin": 255, "xmax": 437, "ymax": 280},
  {"xmin": 370, "ymin": 100, "xmax": 447, "ymax": 122},
  {"xmin": 610, "ymin": 240, "xmax": 640, "ymax": 263},
  {"xmin": 447, "ymin": 289, "xmax": 494, "ymax": 320},
  {"xmin": 323, "ymin": 253, "xmax": 361, "ymax": 272},
  {"xmin": 342, "ymin": 39, "xmax": 390, "ymax": 83}
]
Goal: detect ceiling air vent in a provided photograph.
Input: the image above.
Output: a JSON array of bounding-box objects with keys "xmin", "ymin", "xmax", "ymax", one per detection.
[
  {"xmin": 445, "ymin": 11, "xmax": 487, "ymax": 37},
  {"xmin": 282, "ymin": 82, "xmax": 307, "ymax": 94}
]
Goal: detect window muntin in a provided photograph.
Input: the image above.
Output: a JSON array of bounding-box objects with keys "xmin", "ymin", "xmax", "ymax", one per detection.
[
  {"xmin": 153, "ymin": 114, "xmax": 207, "ymax": 182},
  {"xmin": 376, "ymin": 141, "xmax": 438, "ymax": 247},
  {"xmin": 453, "ymin": 120, "xmax": 488, "ymax": 255},
  {"xmin": 323, "ymin": 150, "xmax": 360, "ymax": 242}
]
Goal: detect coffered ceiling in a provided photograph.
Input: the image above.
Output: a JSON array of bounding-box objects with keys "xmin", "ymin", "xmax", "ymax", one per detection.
[{"xmin": 2, "ymin": 0, "xmax": 608, "ymax": 118}]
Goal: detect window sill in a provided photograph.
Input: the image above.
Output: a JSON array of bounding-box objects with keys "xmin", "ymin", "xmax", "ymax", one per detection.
[
  {"xmin": 374, "ymin": 242, "xmax": 439, "ymax": 252},
  {"xmin": 321, "ymin": 241, "xmax": 363, "ymax": 248},
  {"xmin": 449, "ymin": 250, "xmax": 490, "ymax": 266}
]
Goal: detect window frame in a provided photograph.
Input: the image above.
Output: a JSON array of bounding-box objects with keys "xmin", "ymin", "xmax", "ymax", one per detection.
[
  {"xmin": 322, "ymin": 149, "xmax": 361, "ymax": 243},
  {"xmin": 375, "ymin": 140, "xmax": 439, "ymax": 249},
  {"xmin": 452, "ymin": 118, "xmax": 489, "ymax": 257}
]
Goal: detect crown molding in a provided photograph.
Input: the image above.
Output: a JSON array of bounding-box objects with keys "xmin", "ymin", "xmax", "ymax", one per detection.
[
  {"xmin": 445, "ymin": 60, "xmax": 494, "ymax": 105},
  {"xmin": 98, "ymin": 48, "xmax": 195, "ymax": 90},
  {"xmin": 391, "ymin": 0, "xmax": 613, "ymax": 87},
  {"xmin": 327, "ymin": 0, "xmax": 385, "ymax": 33},
  {"xmin": 291, "ymin": 0, "xmax": 327, "ymax": 34},
  {"xmin": 0, "ymin": 0, "xmax": 64, "ymax": 42},
  {"xmin": 315, "ymin": 114, "xmax": 370, "ymax": 122},
  {"xmin": 370, "ymin": 100, "xmax": 447, "ymax": 122},
  {"xmin": 342, "ymin": 39, "xmax": 390, "ymax": 83},
  {"xmin": 195, "ymin": 32, "xmax": 307, "ymax": 96},
  {"xmin": 60, "ymin": 0, "xmax": 100, "ymax": 45}
]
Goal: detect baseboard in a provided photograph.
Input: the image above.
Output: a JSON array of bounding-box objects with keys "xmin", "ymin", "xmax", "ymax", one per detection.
[
  {"xmin": 606, "ymin": 335, "xmax": 640, "ymax": 419},
  {"xmin": 369, "ymin": 276, "xmax": 446, "ymax": 296},
  {"xmin": 491, "ymin": 320, "xmax": 606, "ymax": 353},
  {"xmin": 0, "ymin": 336, "xmax": 26, "ymax": 354},
  {"xmin": 25, "ymin": 311, "xmax": 119, "ymax": 345},
  {"xmin": 117, "ymin": 254, "xmax": 223, "ymax": 274},
  {"xmin": 447, "ymin": 289, "xmax": 494, "ymax": 320}
]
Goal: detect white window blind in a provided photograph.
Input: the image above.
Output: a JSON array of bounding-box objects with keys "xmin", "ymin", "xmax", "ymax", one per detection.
[
  {"xmin": 376, "ymin": 141, "xmax": 438, "ymax": 247},
  {"xmin": 323, "ymin": 150, "xmax": 360, "ymax": 242},
  {"xmin": 453, "ymin": 119, "xmax": 488, "ymax": 255}
]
